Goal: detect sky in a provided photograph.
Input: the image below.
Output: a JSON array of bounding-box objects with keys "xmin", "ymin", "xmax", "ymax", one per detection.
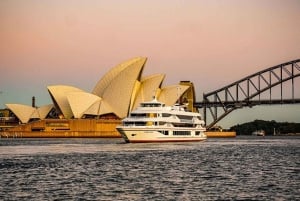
[{"xmin": 0, "ymin": 0, "xmax": 299, "ymax": 128}]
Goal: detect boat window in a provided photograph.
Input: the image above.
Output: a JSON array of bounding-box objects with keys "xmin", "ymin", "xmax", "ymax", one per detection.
[
  {"xmin": 173, "ymin": 131, "xmax": 191, "ymax": 136},
  {"xmin": 124, "ymin": 122, "xmax": 146, "ymax": 126},
  {"xmin": 177, "ymin": 115, "xmax": 193, "ymax": 120},
  {"xmin": 159, "ymin": 122, "xmax": 166, "ymax": 126},
  {"xmin": 130, "ymin": 113, "xmax": 147, "ymax": 118},
  {"xmin": 158, "ymin": 130, "xmax": 169, "ymax": 135},
  {"xmin": 172, "ymin": 123, "xmax": 196, "ymax": 128},
  {"xmin": 141, "ymin": 103, "xmax": 162, "ymax": 107},
  {"xmin": 162, "ymin": 113, "xmax": 171, "ymax": 117}
]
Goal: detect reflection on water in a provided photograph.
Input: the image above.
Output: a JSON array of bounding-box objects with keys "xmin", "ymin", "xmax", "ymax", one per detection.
[{"xmin": 0, "ymin": 136, "xmax": 299, "ymax": 200}]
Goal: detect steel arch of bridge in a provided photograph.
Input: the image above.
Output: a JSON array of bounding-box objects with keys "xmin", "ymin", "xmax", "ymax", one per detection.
[{"xmin": 194, "ymin": 59, "xmax": 300, "ymax": 129}]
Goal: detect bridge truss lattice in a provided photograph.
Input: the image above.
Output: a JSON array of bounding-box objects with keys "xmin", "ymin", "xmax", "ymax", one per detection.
[{"xmin": 195, "ymin": 59, "xmax": 300, "ymax": 129}]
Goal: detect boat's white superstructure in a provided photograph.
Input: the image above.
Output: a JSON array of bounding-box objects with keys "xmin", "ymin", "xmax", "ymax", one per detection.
[{"xmin": 116, "ymin": 98, "xmax": 206, "ymax": 143}]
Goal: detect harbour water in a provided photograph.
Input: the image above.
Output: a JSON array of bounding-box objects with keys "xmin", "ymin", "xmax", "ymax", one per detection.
[{"xmin": 0, "ymin": 136, "xmax": 299, "ymax": 200}]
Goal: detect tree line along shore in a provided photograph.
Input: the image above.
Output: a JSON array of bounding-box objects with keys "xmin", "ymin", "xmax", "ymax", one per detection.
[{"xmin": 230, "ymin": 120, "xmax": 300, "ymax": 136}]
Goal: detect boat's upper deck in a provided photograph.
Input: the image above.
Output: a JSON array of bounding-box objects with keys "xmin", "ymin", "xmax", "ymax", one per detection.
[{"xmin": 130, "ymin": 99, "xmax": 202, "ymax": 118}]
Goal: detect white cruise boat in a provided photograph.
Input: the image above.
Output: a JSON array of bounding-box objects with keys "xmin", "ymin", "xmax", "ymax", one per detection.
[{"xmin": 116, "ymin": 98, "xmax": 207, "ymax": 143}]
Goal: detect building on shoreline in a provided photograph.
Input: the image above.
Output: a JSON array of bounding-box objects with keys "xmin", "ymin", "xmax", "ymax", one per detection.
[{"xmin": 1, "ymin": 57, "xmax": 198, "ymax": 138}]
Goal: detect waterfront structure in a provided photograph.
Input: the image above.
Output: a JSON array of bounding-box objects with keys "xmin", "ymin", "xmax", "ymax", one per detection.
[
  {"xmin": 1, "ymin": 57, "xmax": 198, "ymax": 137},
  {"xmin": 117, "ymin": 98, "xmax": 207, "ymax": 143},
  {"xmin": 5, "ymin": 104, "xmax": 53, "ymax": 123}
]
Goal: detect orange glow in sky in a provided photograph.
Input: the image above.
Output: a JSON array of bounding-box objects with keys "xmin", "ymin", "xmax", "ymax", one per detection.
[{"xmin": 0, "ymin": 0, "xmax": 299, "ymax": 127}]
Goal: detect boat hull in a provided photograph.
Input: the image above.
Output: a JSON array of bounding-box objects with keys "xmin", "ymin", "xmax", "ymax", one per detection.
[{"xmin": 116, "ymin": 127, "xmax": 206, "ymax": 143}]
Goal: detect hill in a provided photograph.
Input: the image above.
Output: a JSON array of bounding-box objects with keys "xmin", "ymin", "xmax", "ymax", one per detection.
[{"xmin": 230, "ymin": 120, "xmax": 300, "ymax": 136}]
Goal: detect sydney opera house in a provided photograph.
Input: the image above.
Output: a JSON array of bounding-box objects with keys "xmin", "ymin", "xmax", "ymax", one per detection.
[{"xmin": 0, "ymin": 57, "xmax": 198, "ymax": 138}]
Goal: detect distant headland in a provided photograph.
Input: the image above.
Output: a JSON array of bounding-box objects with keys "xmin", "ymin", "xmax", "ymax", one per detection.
[{"xmin": 230, "ymin": 120, "xmax": 300, "ymax": 136}]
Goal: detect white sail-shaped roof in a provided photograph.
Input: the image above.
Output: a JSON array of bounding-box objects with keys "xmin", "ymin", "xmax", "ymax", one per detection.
[
  {"xmin": 83, "ymin": 99, "xmax": 115, "ymax": 116},
  {"xmin": 37, "ymin": 104, "xmax": 54, "ymax": 119},
  {"xmin": 5, "ymin": 104, "xmax": 35, "ymax": 123},
  {"xmin": 92, "ymin": 57, "xmax": 147, "ymax": 97},
  {"xmin": 67, "ymin": 92, "xmax": 102, "ymax": 118},
  {"xmin": 157, "ymin": 85, "xmax": 190, "ymax": 106},
  {"xmin": 48, "ymin": 85, "xmax": 84, "ymax": 119},
  {"xmin": 92, "ymin": 57, "xmax": 147, "ymax": 118},
  {"xmin": 131, "ymin": 74, "xmax": 165, "ymax": 110},
  {"xmin": 83, "ymin": 100, "xmax": 102, "ymax": 116},
  {"xmin": 6, "ymin": 104, "xmax": 53, "ymax": 123},
  {"xmin": 31, "ymin": 109, "xmax": 40, "ymax": 119}
]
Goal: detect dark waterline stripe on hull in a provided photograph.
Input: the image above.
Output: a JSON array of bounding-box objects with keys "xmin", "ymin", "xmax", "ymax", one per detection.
[{"xmin": 127, "ymin": 139, "xmax": 206, "ymax": 143}]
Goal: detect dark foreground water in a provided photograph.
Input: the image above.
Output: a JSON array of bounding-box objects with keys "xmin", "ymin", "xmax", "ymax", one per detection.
[{"xmin": 0, "ymin": 136, "xmax": 299, "ymax": 201}]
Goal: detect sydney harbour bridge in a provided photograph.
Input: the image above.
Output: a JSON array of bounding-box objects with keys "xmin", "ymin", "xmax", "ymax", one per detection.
[{"xmin": 194, "ymin": 59, "xmax": 300, "ymax": 129}]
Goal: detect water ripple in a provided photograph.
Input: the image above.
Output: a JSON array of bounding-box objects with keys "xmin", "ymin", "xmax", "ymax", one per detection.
[{"xmin": 0, "ymin": 136, "xmax": 299, "ymax": 200}]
